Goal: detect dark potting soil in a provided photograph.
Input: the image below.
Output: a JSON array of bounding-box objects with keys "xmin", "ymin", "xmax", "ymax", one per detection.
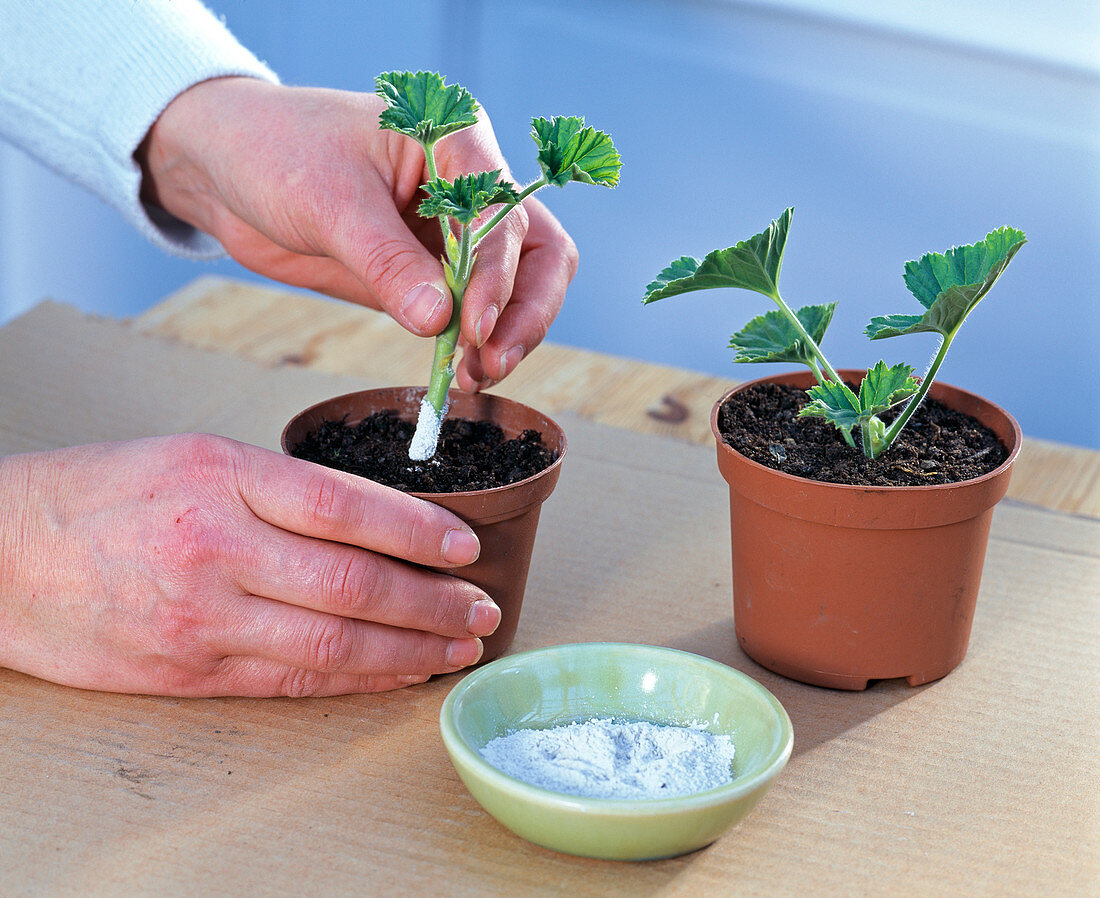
[
  {"xmin": 717, "ymin": 382, "xmax": 1009, "ymax": 487},
  {"xmin": 290, "ymin": 411, "xmax": 555, "ymax": 493}
]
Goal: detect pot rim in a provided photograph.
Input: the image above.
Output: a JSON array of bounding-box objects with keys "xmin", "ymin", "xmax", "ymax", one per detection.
[
  {"xmin": 709, "ymin": 369, "xmax": 1022, "ymax": 495},
  {"xmin": 281, "ymin": 385, "xmax": 567, "ymax": 500}
]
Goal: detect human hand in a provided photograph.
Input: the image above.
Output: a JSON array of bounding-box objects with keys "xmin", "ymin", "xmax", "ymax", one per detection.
[
  {"xmin": 138, "ymin": 77, "xmax": 578, "ymax": 390},
  {"xmin": 0, "ymin": 434, "xmax": 497, "ymax": 697}
]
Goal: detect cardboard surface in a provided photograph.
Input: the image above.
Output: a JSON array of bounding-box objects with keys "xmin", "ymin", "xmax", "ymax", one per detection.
[{"xmin": 1, "ymin": 302, "xmax": 1097, "ymax": 896}]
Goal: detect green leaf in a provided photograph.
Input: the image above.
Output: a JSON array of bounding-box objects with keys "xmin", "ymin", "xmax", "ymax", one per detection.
[
  {"xmin": 800, "ymin": 379, "xmax": 861, "ymax": 438},
  {"xmin": 801, "ymin": 362, "xmax": 917, "ymax": 446},
  {"xmin": 868, "ymin": 226, "xmax": 1027, "ymax": 339},
  {"xmin": 864, "ymin": 313, "xmax": 928, "ymax": 339},
  {"xmin": 643, "ymin": 256, "xmax": 700, "ymax": 300},
  {"xmin": 729, "ymin": 303, "xmax": 836, "ymax": 364},
  {"xmin": 857, "ymin": 360, "xmax": 918, "ymax": 416},
  {"xmin": 903, "ymin": 226, "xmax": 1027, "ymax": 309},
  {"xmin": 418, "ymin": 171, "xmax": 521, "ymax": 225},
  {"xmin": 642, "ymin": 208, "xmax": 793, "ymax": 304},
  {"xmin": 531, "ymin": 116, "xmax": 621, "ymax": 188},
  {"xmin": 376, "ymin": 71, "xmax": 479, "ymax": 146}
]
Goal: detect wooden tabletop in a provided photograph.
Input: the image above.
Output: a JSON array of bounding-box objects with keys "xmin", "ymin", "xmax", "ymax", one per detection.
[{"xmin": 2, "ymin": 277, "xmax": 1097, "ymax": 896}]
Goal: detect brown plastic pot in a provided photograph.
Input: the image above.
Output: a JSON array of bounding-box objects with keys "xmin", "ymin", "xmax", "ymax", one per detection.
[
  {"xmin": 712, "ymin": 370, "xmax": 1021, "ymax": 690},
  {"xmin": 281, "ymin": 387, "xmax": 566, "ymax": 662}
]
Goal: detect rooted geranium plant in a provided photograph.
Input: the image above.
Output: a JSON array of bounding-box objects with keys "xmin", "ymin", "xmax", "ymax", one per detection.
[
  {"xmin": 643, "ymin": 208, "xmax": 1026, "ymax": 459},
  {"xmin": 375, "ymin": 71, "xmax": 620, "ymax": 460}
]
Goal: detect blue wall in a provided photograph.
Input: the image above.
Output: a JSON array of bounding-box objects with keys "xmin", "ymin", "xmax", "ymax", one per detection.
[{"xmin": 2, "ymin": 1, "xmax": 1097, "ymax": 448}]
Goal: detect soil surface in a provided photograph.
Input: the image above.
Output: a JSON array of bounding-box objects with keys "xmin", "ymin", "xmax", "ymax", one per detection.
[
  {"xmin": 290, "ymin": 410, "xmax": 555, "ymax": 493},
  {"xmin": 717, "ymin": 382, "xmax": 1009, "ymax": 486}
]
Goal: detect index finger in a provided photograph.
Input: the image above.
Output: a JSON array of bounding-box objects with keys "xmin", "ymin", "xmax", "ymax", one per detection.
[
  {"xmin": 458, "ymin": 199, "xmax": 529, "ymax": 352},
  {"xmin": 456, "ymin": 197, "xmax": 578, "ymax": 388},
  {"xmin": 234, "ymin": 445, "xmax": 480, "ymax": 567}
]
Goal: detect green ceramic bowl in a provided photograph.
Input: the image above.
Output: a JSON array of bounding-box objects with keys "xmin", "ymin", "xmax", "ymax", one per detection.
[{"xmin": 438, "ymin": 642, "xmax": 793, "ymax": 861}]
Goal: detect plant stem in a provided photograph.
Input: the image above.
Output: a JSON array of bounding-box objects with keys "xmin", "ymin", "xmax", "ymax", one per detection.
[
  {"xmin": 409, "ymin": 169, "xmax": 536, "ymax": 459},
  {"xmin": 807, "ymin": 357, "xmax": 825, "ymax": 386},
  {"xmin": 772, "ymin": 292, "xmax": 857, "ymax": 449},
  {"xmin": 424, "ymin": 312, "xmax": 461, "ymax": 412},
  {"xmin": 473, "ymin": 178, "xmax": 546, "ymax": 243},
  {"xmin": 409, "ymin": 169, "xmax": 540, "ymax": 459},
  {"xmin": 860, "ymin": 422, "xmax": 874, "ymax": 457},
  {"xmin": 872, "ymin": 333, "xmax": 954, "ymax": 459},
  {"xmin": 771, "ymin": 292, "xmax": 844, "ymax": 385},
  {"xmin": 423, "ymin": 143, "xmax": 451, "ymax": 247},
  {"xmin": 424, "ymin": 179, "xmax": 542, "ymax": 413},
  {"xmin": 423, "ymin": 173, "xmax": 543, "ymax": 414},
  {"xmin": 424, "ymin": 225, "xmax": 472, "ymax": 415}
]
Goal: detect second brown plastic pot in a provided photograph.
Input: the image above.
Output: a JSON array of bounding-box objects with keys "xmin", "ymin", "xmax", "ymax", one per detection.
[
  {"xmin": 282, "ymin": 387, "xmax": 566, "ymax": 662},
  {"xmin": 712, "ymin": 370, "xmax": 1021, "ymax": 690}
]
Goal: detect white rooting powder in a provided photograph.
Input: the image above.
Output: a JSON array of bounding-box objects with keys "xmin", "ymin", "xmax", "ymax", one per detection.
[
  {"xmin": 408, "ymin": 397, "xmax": 446, "ymax": 461},
  {"xmin": 479, "ymin": 718, "xmax": 736, "ymax": 800}
]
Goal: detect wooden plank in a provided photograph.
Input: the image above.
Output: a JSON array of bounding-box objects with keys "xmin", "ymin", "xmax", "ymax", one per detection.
[{"xmin": 134, "ymin": 277, "xmax": 1100, "ymax": 519}]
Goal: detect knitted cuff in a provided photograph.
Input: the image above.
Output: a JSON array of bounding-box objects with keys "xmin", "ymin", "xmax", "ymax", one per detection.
[{"xmin": 0, "ymin": 0, "xmax": 279, "ymax": 258}]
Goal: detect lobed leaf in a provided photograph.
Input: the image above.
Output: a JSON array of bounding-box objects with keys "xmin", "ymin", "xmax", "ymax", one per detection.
[
  {"xmin": 864, "ymin": 313, "xmax": 928, "ymax": 340},
  {"xmin": 643, "ymin": 256, "xmax": 701, "ymax": 300},
  {"xmin": 729, "ymin": 302, "xmax": 836, "ymax": 364},
  {"xmin": 642, "ymin": 208, "xmax": 793, "ymax": 304},
  {"xmin": 418, "ymin": 171, "xmax": 521, "ymax": 225},
  {"xmin": 869, "ymin": 226, "xmax": 1027, "ymax": 339},
  {"xmin": 376, "ymin": 71, "xmax": 479, "ymax": 146},
  {"xmin": 857, "ymin": 360, "xmax": 918, "ymax": 416},
  {"xmin": 531, "ymin": 116, "xmax": 621, "ymax": 188},
  {"xmin": 800, "ymin": 379, "xmax": 861, "ymax": 436}
]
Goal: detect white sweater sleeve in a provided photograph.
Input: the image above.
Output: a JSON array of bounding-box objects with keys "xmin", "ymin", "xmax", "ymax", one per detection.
[{"xmin": 0, "ymin": 0, "xmax": 279, "ymax": 258}]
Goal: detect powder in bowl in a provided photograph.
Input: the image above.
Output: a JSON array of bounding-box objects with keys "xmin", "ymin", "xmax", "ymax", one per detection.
[{"xmin": 479, "ymin": 718, "xmax": 736, "ymax": 800}]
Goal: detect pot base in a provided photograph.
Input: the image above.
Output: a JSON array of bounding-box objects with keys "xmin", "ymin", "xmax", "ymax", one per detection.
[{"xmin": 741, "ymin": 642, "xmax": 962, "ymax": 691}]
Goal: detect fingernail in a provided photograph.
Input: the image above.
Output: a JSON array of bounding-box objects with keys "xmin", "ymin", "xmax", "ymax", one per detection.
[
  {"xmin": 398, "ymin": 674, "xmax": 430, "ymax": 685},
  {"xmin": 499, "ymin": 345, "xmax": 524, "ymax": 379},
  {"xmin": 474, "ymin": 305, "xmax": 498, "ymax": 348},
  {"xmin": 466, "ymin": 599, "xmax": 501, "ymax": 636},
  {"xmin": 401, "ymin": 283, "xmax": 447, "ymax": 333},
  {"xmin": 447, "ymin": 638, "xmax": 483, "ymax": 669},
  {"xmin": 442, "ymin": 528, "xmax": 480, "ymax": 565}
]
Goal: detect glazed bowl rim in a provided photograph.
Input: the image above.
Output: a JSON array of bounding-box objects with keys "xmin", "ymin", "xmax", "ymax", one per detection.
[{"xmin": 439, "ymin": 641, "xmax": 794, "ymax": 817}]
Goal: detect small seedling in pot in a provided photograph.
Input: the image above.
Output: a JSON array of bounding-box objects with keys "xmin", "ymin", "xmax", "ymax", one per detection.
[
  {"xmin": 642, "ymin": 208, "xmax": 1026, "ymax": 459},
  {"xmin": 375, "ymin": 71, "xmax": 621, "ymax": 460}
]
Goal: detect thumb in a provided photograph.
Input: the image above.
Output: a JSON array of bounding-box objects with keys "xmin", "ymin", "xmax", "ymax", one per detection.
[{"xmin": 335, "ymin": 206, "xmax": 452, "ymax": 337}]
